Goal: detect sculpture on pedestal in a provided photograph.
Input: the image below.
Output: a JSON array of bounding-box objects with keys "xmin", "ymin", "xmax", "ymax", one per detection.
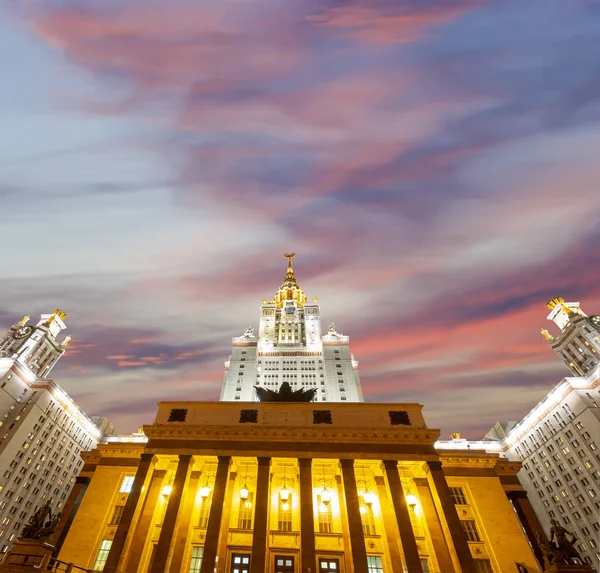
[
  {"xmin": 536, "ymin": 520, "xmax": 584, "ymax": 568},
  {"xmin": 21, "ymin": 502, "xmax": 61, "ymax": 540}
]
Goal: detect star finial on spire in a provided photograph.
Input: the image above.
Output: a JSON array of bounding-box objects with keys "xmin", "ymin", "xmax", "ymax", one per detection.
[{"xmin": 284, "ymin": 253, "xmax": 296, "ymax": 268}]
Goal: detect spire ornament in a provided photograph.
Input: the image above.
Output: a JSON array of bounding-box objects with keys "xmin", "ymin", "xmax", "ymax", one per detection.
[{"xmin": 18, "ymin": 315, "xmax": 30, "ymax": 326}]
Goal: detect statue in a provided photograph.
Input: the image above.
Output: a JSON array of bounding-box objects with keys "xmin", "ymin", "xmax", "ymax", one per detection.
[
  {"xmin": 21, "ymin": 502, "xmax": 59, "ymax": 540},
  {"xmin": 254, "ymin": 382, "xmax": 317, "ymax": 402},
  {"xmin": 537, "ymin": 531, "xmax": 567, "ymax": 566},
  {"xmin": 549, "ymin": 520, "xmax": 583, "ymax": 564},
  {"xmin": 243, "ymin": 327, "xmax": 254, "ymax": 338}
]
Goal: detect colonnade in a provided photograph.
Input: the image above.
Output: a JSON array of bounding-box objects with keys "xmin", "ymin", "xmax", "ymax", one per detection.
[{"xmin": 102, "ymin": 455, "xmax": 479, "ymax": 573}]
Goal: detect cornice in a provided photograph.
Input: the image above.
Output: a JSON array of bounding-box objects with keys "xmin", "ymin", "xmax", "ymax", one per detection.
[{"xmin": 144, "ymin": 424, "xmax": 440, "ymax": 445}]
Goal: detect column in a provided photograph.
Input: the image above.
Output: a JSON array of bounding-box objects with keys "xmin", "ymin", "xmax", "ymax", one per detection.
[
  {"xmin": 52, "ymin": 476, "xmax": 90, "ymax": 557},
  {"xmin": 104, "ymin": 453, "xmax": 155, "ymax": 573},
  {"xmin": 216, "ymin": 469, "xmax": 238, "ymax": 568},
  {"xmin": 426, "ymin": 462, "xmax": 476, "ymax": 573},
  {"xmin": 168, "ymin": 470, "xmax": 202, "ymax": 573},
  {"xmin": 382, "ymin": 461, "xmax": 423, "ymax": 573},
  {"xmin": 374, "ymin": 476, "xmax": 404, "ymax": 570},
  {"xmin": 200, "ymin": 456, "xmax": 231, "ymax": 573},
  {"xmin": 150, "ymin": 455, "xmax": 193, "ymax": 573},
  {"xmin": 250, "ymin": 457, "xmax": 271, "ymax": 573},
  {"xmin": 340, "ymin": 459, "xmax": 368, "ymax": 573},
  {"xmin": 124, "ymin": 470, "xmax": 166, "ymax": 573},
  {"xmin": 414, "ymin": 478, "xmax": 455, "ymax": 573},
  {"xmin": 507, "ymin": 491, "xmax": 545, "ymax": 569},
  {"xmin": 299, "ymin": 459, "xmax": 316, "ymax": 573}
]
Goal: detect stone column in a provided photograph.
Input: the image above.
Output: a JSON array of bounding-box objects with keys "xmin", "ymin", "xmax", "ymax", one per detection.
[
  {"xmin": 150, "ymin": 455, "xmax": 193, "ymax": 573},
  {"xmin": 298, "ymin": 459, "xmax": 316, "ymax": 573},
  {"xmin": 426, "ymin": 461, "xmax": 476, "ymax": 573},
  {"xmin": 124, "ymin": 470, "xmax": 166, "ymax": 573},
  {"xmin": 340, "ymin": 459, "xmax": 368, "ymax": 573},
  {"xmin": 250, "ymin": 457, "xmax": 271, "ymax": 573},
  {"xmin": 382, "ymin": 461, "xmax": 423, "ymax": 573},
  {"xmin": 168, "ymin": 470, "xmax": 202, "ymax": 573},
  {"xmin": 414, "ymin": 478, "xmax": 455, "ymax": 573},
  {"xmin": 104, "ymin": 453, "xmax": 155, "ymax": 573},
  {"xmin": 52, "ymin": 476, "xmax": 90, "ymax": 557},
  {"xmin": 200, "ymin": 456, "xmax": 231, "ymax": 573},
  {"xmin": 374, "ymin": 476, "xmax": 404, "ymax": 571},
  {"xmin": 216, "ymin": 469, "xmax": 238, "ymax": 568},
  {"xmin": 507, "ymin": 490, "xmax": 545, "ymax": 569}
]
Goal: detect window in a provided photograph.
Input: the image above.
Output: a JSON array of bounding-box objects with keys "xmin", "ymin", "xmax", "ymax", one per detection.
[
  {"xmin": 317, "ymin": 493, "xmax": 333, "ymax": 533},
  {"xmin": 474, "ymin": 560, "xmax": 493, "ymax": 573},
  {"xmin": 109, "ymin": 505, "xmax": 125, "ymax": 526},
  {"xmin": 461, "ymin": 520, "xmax": 481, "ymax": 542},
  {"xmin": 230, "ymin": 553, "xmax": 250, "ymax": 573},
  {"xmin": 119, "ymin": 476, "xmax": 135, "ymax": 494},
  {"xmin": 449, "ymin": 487, "xmax": 467, "ymax": 505},
  {"xmin": 238, "ymin": 492, "xmax": 254, "ymax": 530},
  {"xmin": 188, "ymin": 546, "xmax": 203, "ymax": 573},
  {"xmin": 359, "ymin": 496, "xmax": 376, "ymax": 536},
  {"xmin": 278, "ymin": 498, "xmax": 292, "ymax": 532},
  {"xmin": 318, "ymin": 558, "xmax": 340, "ymax": 571},
  {"xmin": 420, "ymin": 559, "xmax": 431, "ymax": 573},
  {"xmin": 198, "ymin": 496, "xmax": 211, "ymax": 529},
  {"xmin": 274, "ymin": 555, "xmax": 294, "ymax": 573},
  {"xmin": 367, "ymin": 556, "xmax": 383, "ymax": 573},
  {"xmin": 92, "ymin": 540, "xmax": 113, "ymax": 571}
]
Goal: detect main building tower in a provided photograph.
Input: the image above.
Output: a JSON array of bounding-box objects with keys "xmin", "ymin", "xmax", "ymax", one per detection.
[{"xmin": 220, "ymin": 254, "xmax": 363, "ymax": 402}]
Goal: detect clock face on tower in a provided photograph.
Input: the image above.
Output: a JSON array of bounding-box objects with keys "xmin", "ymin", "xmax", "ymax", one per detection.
[
  {"xmin": 587, "ymin": 315, "xmax": 600, "ymax": 328},
  {"xmin": 13, "ymin": 326, "xmax": 33, "ymax": 339}
]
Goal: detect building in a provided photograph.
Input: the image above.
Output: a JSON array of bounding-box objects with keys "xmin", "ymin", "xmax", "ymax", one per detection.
[
  {"xmin": 53, "ymin": 399, "xmax": 542, "ymax": 573},
  {"xmin": 482, "ymin": 297, "xmax": 600, "ymax": 569},
  {"xmin": 0, "ymin": 310, "xmax": 116, "ymax": 554},
  {"xmin": 220, "ymin": 254, "xmax": 363, "ymax": 403}
]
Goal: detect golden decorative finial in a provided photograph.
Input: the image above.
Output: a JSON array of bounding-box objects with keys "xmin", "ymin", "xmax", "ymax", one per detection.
[
  {"xmin": 262, "ymin": 298, "xmax": 267, "ymax": 304},
  {"xmin": 541, "ymin": 329, "xmax": 553, "ymax": 341},
  {"xmin": 52, "ymin": 309, "xmax": 67, "ymax": 320},
  {"xmin": 561, "ymin": 303, "xmax": 573, "ymax": 315},
  {"xmin": 18, "ymin": 315, "xmax": 30, "ymax": 326},
  {"xmin": 284, "ymin": 252, "xmax": 296, "ymax": 267},
  {"xmin": 547, "ymin": 297, "xmax": 564, "ymax": 310},
  {"xmin": 450, "ymin": 432, "xmax": 461, "ymax": 440},
  {"xmin": 62, "ymin": 336, "xmax": 72, "ymax": 346},
  {"xmin": 314, "ymin": 296, "xmax": 318, "ymax": 303},
  {"xmin": 44, "ymin": 315, "xmax": 56, "ymax": 326}
]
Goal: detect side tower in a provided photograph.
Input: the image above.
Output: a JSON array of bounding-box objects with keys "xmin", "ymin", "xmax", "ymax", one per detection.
[
  {"xmin": 541, "ymin": 297, "xmax": 600, "ymax": 376},
  {"xmin": 0, "ymin": 309, "xmax": 71, "ymax": 378},
  {"xmin": 220, "ymin": 254, "xmax": 363, "ymax": 402}
]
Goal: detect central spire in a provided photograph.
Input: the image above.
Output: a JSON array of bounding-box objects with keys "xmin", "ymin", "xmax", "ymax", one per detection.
[{"xmin": 283, "ymin": 252, "xmax": 297, "ymax": 285}]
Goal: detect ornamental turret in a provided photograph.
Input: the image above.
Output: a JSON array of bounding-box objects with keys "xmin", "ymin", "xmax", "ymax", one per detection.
[
  {"xmin": 0, "ymin": 309, "xmax": 71, "ymax": 378},
  {"xmin": 542, "ymin": 297, "xmax": 600, "ymax": 376}
]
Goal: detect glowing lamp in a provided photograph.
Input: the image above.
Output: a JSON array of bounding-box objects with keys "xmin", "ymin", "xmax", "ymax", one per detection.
[
  {"xmin": 405, "ymin": 494, "xmax": 418, "ymax": 509},
  {"xmin": 280, "ymin": 487, "xmax": 290, "ymax": 503},
  {"xmin": 240, "ymin": 485, "xmax": 249, "ymax": 501},
  {"xmin": 321, "ymin": 487, "xmax": 331, "ymax": 505},
  {"xmin": 363, "ymin": 491, "xmax": 375, "ymax": 507},
  {"xmin": 161, "ymin": 485, "xmax": 172, "ymax": 497},
  {"xmin": 200, "ymin": 485, "xmax": 211, "ymax": 499}
]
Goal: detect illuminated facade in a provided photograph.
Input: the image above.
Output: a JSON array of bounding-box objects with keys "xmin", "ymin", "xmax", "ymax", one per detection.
[
  {"xmin": 220, "ymin": 254, "xmax": 363, "ymax": 403},
  {"xmin": 0, "ymin": 311, "xmax": 114, "ymax": 554},
  {"xmin": 484, "ymin": 297, "xmax": 600, "ymax": 569},
  {"xmin": 52, "ymin": 401, "xmax": 542, "ymax": 573}
]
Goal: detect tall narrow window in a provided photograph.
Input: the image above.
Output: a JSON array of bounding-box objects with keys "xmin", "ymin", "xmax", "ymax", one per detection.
[
  {"xmin": 317, "ymin": 493, "xmax": 332, "ymax": 533},
  {"xmin": 460, "ymin": 520, "xmax": 481, "ymax": 542},
  {"xmin": 198, "ymin": 496, "xmax": 211, "ymax": 529},
  {"xmin": 119, "ymin": 476, "xmax": 135, "ymax": 494},
  {"xmin": 238, "ymin": 492, "xmax": 254, "ymax": 529},
  {"xmin": 449, "ymin": 487, "xmax": 467, "ymax": 505},
  {"xmin": 359, "ymin": 496, "xmax": 376, "ymax": 536},
  {"xmin": 109, "ymin": 505, "xmax": 125, "ymax": 526},
  {"xmin": 278, "ymin": 498, "xmax": 292, "ymax": 532},
  {"xmin": 473, "ymin": 559, "xmax": 494, "ymax": 573},
  {"xmin": 188, "ymin": 546, "xmax": 203, "ymax": 573},
  {"xmin": 92, "ymin": 540, "xmax": 113, "ymax": 571},
  {"xmin": 420, "ymin": 559, "xmax": 431, "ymax": 573},
  {"xmin": 367, "ymin": 555, "xmax": 384, "ymax": 572}
]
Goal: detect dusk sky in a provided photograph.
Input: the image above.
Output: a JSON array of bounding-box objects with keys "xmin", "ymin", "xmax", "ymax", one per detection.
[{"xmin": 1, "ymin": 1, "xmax": 599, "ymax": 438}]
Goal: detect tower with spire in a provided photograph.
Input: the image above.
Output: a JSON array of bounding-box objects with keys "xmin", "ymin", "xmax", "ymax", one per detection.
[
  {"xmin": 220, "ymin": 254, "xmax": 363, "ymax": 402},
  {"xmin": 542, "ymin": 297, "xmax": 600, "ymax": 376}
]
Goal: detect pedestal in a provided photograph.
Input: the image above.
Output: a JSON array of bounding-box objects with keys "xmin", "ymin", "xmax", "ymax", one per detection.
[{"xmin": 0, "ymin": 538, "xmax": 54, "ymax": 571}]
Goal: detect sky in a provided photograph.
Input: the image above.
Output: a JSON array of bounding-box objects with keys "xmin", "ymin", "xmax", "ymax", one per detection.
[{"xmin": 1, "ymin": 0, "xmax": 599, "ymax": 438}]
